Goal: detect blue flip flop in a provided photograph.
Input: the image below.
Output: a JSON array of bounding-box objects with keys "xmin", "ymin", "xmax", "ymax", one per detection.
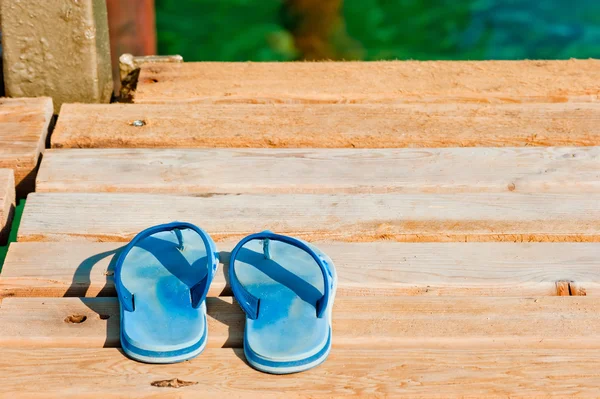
[
  {"xmin": 229, "ymin": 231, "xmax": 337, "ymax": 374},
  {"xmin": 114, "ymin": 222, "xmax": 218, "ymax": 363}
]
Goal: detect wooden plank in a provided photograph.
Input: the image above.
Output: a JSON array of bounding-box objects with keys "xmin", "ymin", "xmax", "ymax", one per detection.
[
  {"xmin": 1, "ymin": 348, "xmax": 599, "ymax": 397},
  {"xmin": 0, "ymin": 169, "xmax": 15, "ymax": 243},
  {"xmin": 2, "ymin": 296, "xmax": 600, "ymax": 350},
  {"xmin": 37, "ymin": 147, "xmax": 600, "ymax": 195},
  {"xmin": 17, "ymin": 192, "xmax": 600, "ymax": 243},
  {"xmin": 133, "ymin": 60, "xmax": 600, "ymax": 104},
  {"xmin": 4, "ymin": 241, "xmax": 600, "ymax": 299},
  {"xmin": 51, "ymin": 102, "xmax": 600, "ymax": 149},
  {"xmin": 0, "ymin": 97, "xmax": 53, "ymax": 195}
]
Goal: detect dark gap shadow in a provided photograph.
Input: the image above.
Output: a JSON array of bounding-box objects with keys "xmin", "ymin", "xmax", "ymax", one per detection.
[
  {"xmin": 207, "ymin": 296, "xmax": 244, "ymax": 350},
  {"xmin": 16, "ymin": 162, "xmax": 39, "ymax": 199},
  {"xmin": 214, "ymin": 250, "xmax": 246, "ymax": 362},
  {"xmin": 0, "ymin": 199, "xmax": 25, "ymax": 273},
  {"xmin": 0, "ymin": 202, "xmax": 14, "ymax": 247},
  {"xmin": 219, "ymin": 250, "xmax": 232, "ymax": 296},
  {"xmin": 0, "ymin": 53, "xmax": 4, "ymax": 97},
  {"xmin": 65, "ymin": 247, "xmax": 122, "ymax": 348},
  {"xmin": 17, "ymin": 110, "xmax": 56, "ymax": 199},
  {"xmin": 45, "ymin": 114, "xmax": 58, "ymax": 149}
]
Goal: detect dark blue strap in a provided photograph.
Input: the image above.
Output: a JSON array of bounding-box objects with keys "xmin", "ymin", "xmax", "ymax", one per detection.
[
  {"xmin": 229, "ymin": 231, "xmax": 332, "ymax": 320},
  {"xmin": 114, "ymin": 221, "xmax": 218, "ymax": 312}
]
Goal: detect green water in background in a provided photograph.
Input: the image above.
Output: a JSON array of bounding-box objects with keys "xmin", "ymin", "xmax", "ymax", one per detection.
[
  {"xmin": 0, "ymin": 200, "xmax": 24, "ymax": 271},
  {"xmin": 156, "ymin": 0, "xmax": 600, "ymax": 61}
]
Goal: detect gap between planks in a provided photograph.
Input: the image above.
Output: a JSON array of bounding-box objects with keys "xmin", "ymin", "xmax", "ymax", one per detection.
[
  {"xmin": 17, "ymin": 192, "xmax": 600, "ymax": 243},
  {"xmin": 1, "ymin": 347, "xmax": 599, "ymax": 397},
  {"xmin": 0, "ymin": 97, "xmax": 53, "ymax": 195},
  {"xmin": 36, "ymin": 147, "xmax": 600, "ymax": 194},
  {"xmin": 0, "ymin": 296, "xmax": 598, "ymax": 349},
  {"xmin": 51, "ymin": 102, "xmax": 600, "ymax": 148},
  {"xmin": 1, "ymin": 241, "xmax": 597, "ymax": 298},
  {"xmin": 133, "ymin": 60, "xmax": 600, "ymax": 104},
  {"xmin": 0, "ymin": 169, "xmax": 15, "ymax": 243}
]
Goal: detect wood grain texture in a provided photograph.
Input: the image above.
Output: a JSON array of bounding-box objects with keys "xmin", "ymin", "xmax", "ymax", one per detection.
[
  {"xmin": 51, "ymin": 102, "xmax": 600, "ymax": 148},
  {"xmin": 4, "ymin": 241, "xmax": 600, "ymax": 298},
  {"xmin": 37, "ymin": 147, "xmax": 600, "ymax": 195},
  {"xmin": 17, "ymin": 192, "xmax": 600, "ymax": 243},
  {"xmin": 0, "ymin": 169, "xmax": 15, "ymax": 243},
  {"xmin": 0, "ymin": 97, "xmax": 53, "ymax": 195},
  {"xmin": 133, "ymin": 60, "xmax": 600, "ymax": 104},
  {"xmin": 1, "ymin": 347, "xmax": 600, "ymax": 397},
  {"xmin": 2, "ymin": 296, "xmax": 600, "ymax": 350}
]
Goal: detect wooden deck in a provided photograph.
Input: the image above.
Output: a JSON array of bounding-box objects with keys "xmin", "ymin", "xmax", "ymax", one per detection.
[{"xmin": 1, "ymin": 60, "xmax": 600, "ymax": 397}]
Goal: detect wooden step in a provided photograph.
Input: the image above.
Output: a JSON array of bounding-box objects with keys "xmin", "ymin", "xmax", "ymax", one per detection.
[
  {"xmin": 37, "ymin": 147, "xmax": 600, "ymax": 194},
  {"xmin": 17, "ymin": 192, "xmax": 600, "ymax": 243},
  {"xmin": 2, "ymin": 241, "xmax": 596, "ymax": 298},
  {"xmin": 1, "ymin": 296, "xmax": 598, "ymax": 349},
  {"xmin": 133, "ymin": 60, "xmax": 600, "ymax": 104},
  {"xmin": 0, "ymin": 169, "xmax": 15, "ymax": 243},
  {"xmin": 1, "ymin": 347, "xmax": 599, "ymax": 397},
  {"xmin": 0, "ymin": 97, "xmax": 53, "ymax": 195},
  {"xmin": 51, "ymin": 102, "xmax": 600, "ymax": 148}
]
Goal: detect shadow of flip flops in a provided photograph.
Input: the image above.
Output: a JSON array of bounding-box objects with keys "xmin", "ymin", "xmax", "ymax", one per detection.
[
  {"xmin": 64, "ymin": 245, "xmax": 244, "ymax": 354},
  {"xmin": 64, "ymin": 247, "xmax": 121, "ymax": 348}
]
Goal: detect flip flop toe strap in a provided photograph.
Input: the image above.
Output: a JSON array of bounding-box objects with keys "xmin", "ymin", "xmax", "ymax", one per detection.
[
  {"xmin": 115, "ymin": 221, "xmax": 218, "ymax": 312},
  {"xmin": 229, "ymin": 231, "xmax": 333, "ymax": 320}
]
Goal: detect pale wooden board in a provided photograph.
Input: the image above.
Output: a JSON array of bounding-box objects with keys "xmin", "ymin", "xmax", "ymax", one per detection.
[
  {"xmin": 0, "ymin": 97, "xmax": 53, "ymax": 195},
  {"xmin": 17, "ymin": 192, "xmax": 600, "ymax": 243},
  {"xmin": 0, "ymin": 169, "xmax": 15, "ymax": 243},
  {"xmin": 36, "ymin": 147, "xmax": 600, "ymax": 195},
  {"xmin": 1, "ymin": 348, "xmax": 600, "ymax": 397},
  {"xmin": 51, "ymin": 102, "xmax": 600, "ymax": 148},
  {"xmin": 134, "ymin": 60, "xmax": 600, "ymax": 104},
  {"xmin": 2, "ymin": 296, "xmax": 599, "ymax": 350},
  {"xmin": 3, "ymin": 241, "xmax": 599, "ymax": 299}
]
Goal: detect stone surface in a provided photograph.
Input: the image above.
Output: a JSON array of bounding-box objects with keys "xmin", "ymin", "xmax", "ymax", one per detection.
[{"xmin": 0, "ymin": 0, "xmax": 113, "ymax": 113}]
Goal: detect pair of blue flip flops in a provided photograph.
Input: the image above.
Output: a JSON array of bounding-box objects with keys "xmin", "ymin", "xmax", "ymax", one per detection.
[{"xmin": 114, "ymin": 222, "xmax": 337, "ymax": 374}]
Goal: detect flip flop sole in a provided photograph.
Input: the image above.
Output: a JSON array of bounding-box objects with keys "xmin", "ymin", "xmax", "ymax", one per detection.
[
  {"xmin": 232, "ymin": 236, "xmax": 337, "ymax": 374},
  {"xmin": 116, "ymin": 223, "xmax": 217, "ymax": 364},
  {"xmin": 244, "ymin": 330, "xmax": 332, "ymax": 374},
  {"xmin": 121, "ymin": 312, "xmax": 208, "ymax": 364}
]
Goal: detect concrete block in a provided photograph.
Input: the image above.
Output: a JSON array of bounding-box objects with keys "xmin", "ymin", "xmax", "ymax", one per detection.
[{"xmin": 1, "ymin": 0, "xmax": 113, "ymax": 113}]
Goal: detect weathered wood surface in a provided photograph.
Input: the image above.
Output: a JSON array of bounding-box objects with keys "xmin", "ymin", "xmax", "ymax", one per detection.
[
  {"xmin": 51, "ymin": 102, "xmax": 600, "ymax": 148},
  {"xmin": 133, "ymin": 60, "xmax": 600, "ymax": 104},
  {"xmin": 2, "ymin": 242, "xmax": 598, "ymax": 298},
  {"xmin": 1, "ymin": 347, "xmax": 599, "ymax": 397},
  {"xmin": 1, "ymin": 296, "xmax": 598, "ymax": 349},
  {"xmin": 17, "ymin": 192, "xmax": 600, "ymax": 243},
  {"xmin": 0, "ymin": 97, "xmax": 53, "ymax": 195},
  {"xmin": 0, "ymin": 169, "xmax": 15, "ymax": 243},
  {"xmin": 37, "ymin": 147, "xmax": 600, "ymax": 194}
]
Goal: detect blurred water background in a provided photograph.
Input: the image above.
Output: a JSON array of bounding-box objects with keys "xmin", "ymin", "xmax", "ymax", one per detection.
[{"xmin": 155, "ymin": 0, "xmax": 600, "ymax": 61}]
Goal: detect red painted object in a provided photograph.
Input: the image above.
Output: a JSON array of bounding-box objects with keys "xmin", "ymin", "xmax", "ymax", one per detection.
[{"xmin": 106, "ymin": 0, "xmax": 157, "ymax": 91}]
